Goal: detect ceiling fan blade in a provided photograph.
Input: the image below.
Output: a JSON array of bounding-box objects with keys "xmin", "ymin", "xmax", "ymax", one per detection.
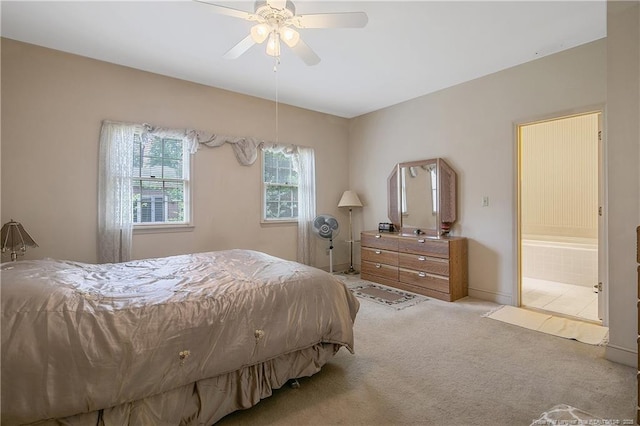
[
  {"xmin": 223, "ymin": 35, "xmax": 256, "ymax": 59},
  {"xmin": 290, "ymin": 38, "xmax": 320, "ymax": 66},
  {"xmin": 194, "ymin": 0, "xmax": 256, "ymax": 21},
  {"xmin": 292, "ymin": 12, "xmax": 368, "ymax": 29},
  {"xmin": 266, "ymin": 0, "xmax": 287, "ymax": 10}
]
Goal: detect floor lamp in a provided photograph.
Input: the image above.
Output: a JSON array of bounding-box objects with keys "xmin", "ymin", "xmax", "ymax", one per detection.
[{"xmin": 338, "ymin": 190, "xmax": 363, "ymax": 275}]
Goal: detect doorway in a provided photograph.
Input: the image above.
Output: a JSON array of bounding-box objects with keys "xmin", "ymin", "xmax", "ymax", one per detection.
[{"xmin": 517, "ymin": 111, "xmax": 602, "ymax": 324}]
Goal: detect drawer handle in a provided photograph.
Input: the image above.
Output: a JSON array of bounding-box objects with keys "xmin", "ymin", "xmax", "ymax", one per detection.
[
  {"xmin": 418, "ymin": 272, "xmax": 426, "ymax": 278},
  {"xmin": 418, "ymin": 239, "xmax": 425, "ymax": 243},
  {"xmin": 418, "ymin": 256, "xmax": 426, "ymax": 261},
  {"xmin": 375, "ymin": 234, "xmax": 381, "ymax": 239},
  {"xmin": 375, "ymin": 263, "xmax": 382, "ymax": 268},
  {"xmin": 375, "ymin": 250, "xmax": 381, "ymax": 255}
]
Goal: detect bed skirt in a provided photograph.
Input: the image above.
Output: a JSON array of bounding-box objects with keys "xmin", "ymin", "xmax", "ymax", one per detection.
[{"xmin": 29, "ymin": 342, "xmax": 341, "ymax": 426}]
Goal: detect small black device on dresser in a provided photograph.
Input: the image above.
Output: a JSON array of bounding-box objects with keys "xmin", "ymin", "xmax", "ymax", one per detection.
[{"xmin": 378, "ymin": 222, "xmax": 395, "ymax": 232}]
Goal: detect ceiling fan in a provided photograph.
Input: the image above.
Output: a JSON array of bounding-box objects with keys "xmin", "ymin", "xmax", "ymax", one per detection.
[{"xmin": 196, "ymin": 0, "xmax": 368, "ymax": 66}]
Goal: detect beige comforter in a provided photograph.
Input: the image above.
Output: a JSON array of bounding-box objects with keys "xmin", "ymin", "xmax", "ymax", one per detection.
[{"xmin": 1, "ymin": 249, "xmax": 359, "ymax": 425}]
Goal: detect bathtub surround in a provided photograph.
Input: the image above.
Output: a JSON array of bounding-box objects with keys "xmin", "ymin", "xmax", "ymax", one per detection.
[{"xmin": 521, "ymin": 238, "xmax": 598, "ymax": 288}]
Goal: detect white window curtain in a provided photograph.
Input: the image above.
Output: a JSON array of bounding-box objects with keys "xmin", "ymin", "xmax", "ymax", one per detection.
[
  {"xmin": 98, "ymin": 121, "xmax": 138, "ymax": 263},
  {"xmin": 296, "ymin": 146, "xmax": 316, "ymax": 265},
  {"xmin": 98, "ymin": 121, "xmax": 201, "ymax": 263},
  {"xmin": 263, "ymin": 143, "xmax": 316, "ymax": 265}
]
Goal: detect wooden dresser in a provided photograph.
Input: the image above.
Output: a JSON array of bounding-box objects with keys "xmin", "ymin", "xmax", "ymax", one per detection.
[{"xmin": 360, "ymin": 230, "xmax": 468, "ymax": 302}]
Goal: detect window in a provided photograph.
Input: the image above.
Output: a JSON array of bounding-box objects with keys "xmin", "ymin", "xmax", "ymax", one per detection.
[
  {"xmin": 132, "ymin": 134, "xmax": 191, "ymax": 226},
  {"xmin": 133, "ymin": 195, "xmax": 166, "ymax": 223},
  {"xmin": 262, "ymin": 148, "xmax": 298, "ymax": 221}
]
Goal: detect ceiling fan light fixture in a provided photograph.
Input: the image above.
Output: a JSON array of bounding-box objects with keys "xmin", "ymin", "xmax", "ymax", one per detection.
[
  {"xmin": 250, "ymin": 23, "xmax": 270, "ymax": 43},
  {"xmin": 280, "ymin": 26, "xmax": 300, "ymax": 47},
  {"xmin": 254, "ymin": 1, "xmax": 295, "ymax": 17},
  {"xmin": 202, "ymin": 0, "xmax": 367, "ymax": 65},
  {"xmin": 266, "ymin": 32, "xmax": 281, "ymax": 57}
]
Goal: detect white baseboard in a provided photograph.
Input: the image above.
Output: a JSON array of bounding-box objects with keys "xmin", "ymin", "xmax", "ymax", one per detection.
[
  {"xmin": 605, "ymin": 344, "xmax": 637, "ymax": 368},
  {"xmin": 468, "ymin": 287, "xmax": 513, "ymax": 305}
]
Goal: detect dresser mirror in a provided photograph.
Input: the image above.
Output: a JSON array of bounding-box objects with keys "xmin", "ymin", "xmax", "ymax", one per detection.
[{"xmin": 387, "ymin": 158, "xmax": 457, "ymax": 236}]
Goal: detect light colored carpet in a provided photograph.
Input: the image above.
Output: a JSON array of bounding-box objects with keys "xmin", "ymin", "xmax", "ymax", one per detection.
[
  {"xmin": 217, "ymin": 294, "xmax": 635, "ymax": 425},
  {"xmin": 486, "ymin": 305, "xmax": 609, "ymax": 345}
]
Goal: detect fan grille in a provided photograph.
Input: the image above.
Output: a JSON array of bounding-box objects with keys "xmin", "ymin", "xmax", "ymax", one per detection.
[{"xmin": 313, "ymin": 215, "xmax": 339, "ymax": 239}]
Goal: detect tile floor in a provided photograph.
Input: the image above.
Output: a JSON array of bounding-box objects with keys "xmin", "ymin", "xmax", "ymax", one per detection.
[{"xmin": 521, "ymin": 277, "xmax": 600, "ymax": 323}]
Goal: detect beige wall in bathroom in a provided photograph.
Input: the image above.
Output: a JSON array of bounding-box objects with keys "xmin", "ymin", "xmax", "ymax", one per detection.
[{"xmin": 520, "ymin": 113, "xmax": 599, "ymax": 240}]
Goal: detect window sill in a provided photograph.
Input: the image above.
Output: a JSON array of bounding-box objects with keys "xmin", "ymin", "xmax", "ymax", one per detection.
[
  {"xmin": 133, "ymin": 224, "xmax": 195, "ymax": 234},
  {"xmin": 260, "ymin": 219, "xmax": 298, "ymax": 226}
]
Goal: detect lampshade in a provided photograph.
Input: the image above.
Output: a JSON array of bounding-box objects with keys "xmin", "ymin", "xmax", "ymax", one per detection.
[
  {"xmin": 266, "ymin": 32, "xmax": 281, "ymax": 57},
  {"xmin": 250, "ymin": 24, "xmax": 270, "ymax": 44},
  {"xmin": 338, "ymin": 190, "xmax": 363, "ymax": 208},
  {"xmin": 1, "ymin": 219, "xmax": 38, "ymax": 261},
  {"xmin": 280, "ymin": 27, "xmax": 300, "ymax": 48}
]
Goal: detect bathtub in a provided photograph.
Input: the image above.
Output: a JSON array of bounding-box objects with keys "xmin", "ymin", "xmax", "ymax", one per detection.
[{"xmin": 521, "ymin": 237, "xmax": 598, "ymax": 288}]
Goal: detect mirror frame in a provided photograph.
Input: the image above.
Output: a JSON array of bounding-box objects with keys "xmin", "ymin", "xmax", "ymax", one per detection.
[{"xmin": 387, "ymin": 158, "xmax": 457, "ymax": 236}]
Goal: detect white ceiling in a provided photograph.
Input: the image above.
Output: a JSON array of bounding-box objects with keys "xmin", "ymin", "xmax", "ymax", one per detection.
[{"xmin": 1, "ymin": 1, "xmax": 606, "ymax": 118}]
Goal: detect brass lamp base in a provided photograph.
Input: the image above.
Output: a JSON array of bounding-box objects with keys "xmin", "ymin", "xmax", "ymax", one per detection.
[{"xmin": 344, "ymin": 266, "xmax": 359, "ymax": 275}]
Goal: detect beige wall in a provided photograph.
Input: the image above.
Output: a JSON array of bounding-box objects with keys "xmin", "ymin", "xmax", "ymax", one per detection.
[
  {"xmin": 1, "ymin": 39, "xmax": 351, "ymax": 268},
  {"xmin": 349, "ymin": 39, "xmax": 606, "ymax": 304},
  {"xmin": 605, "ymin": 0, "xmax": 639, "ymax": 367}
]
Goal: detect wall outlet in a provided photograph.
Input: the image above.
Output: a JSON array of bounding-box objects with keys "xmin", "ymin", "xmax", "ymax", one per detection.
[{"xmin": 482, "ymin": 196, "xmax": 489, "ymax": 207}]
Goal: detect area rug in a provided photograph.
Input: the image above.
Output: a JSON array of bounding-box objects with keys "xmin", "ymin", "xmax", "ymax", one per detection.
[
  {"xmin": 530, "ymin": 404, "xmax": 602, "ymax": 425},
  {"xmin": 341, "ymin": 279, "xmax": 428, "ymax": 310},
  {"xmin": 485, "ymin": 305, "xmax": 609, "ymax": 345}
]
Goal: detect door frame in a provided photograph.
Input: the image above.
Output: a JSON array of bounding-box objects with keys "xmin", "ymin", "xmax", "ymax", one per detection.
[
  {"xmin": 513, "ymin": 105, "xmax": 607, "ymax": 325},
  {"xmin": 597, "ymin": 111, "xmax": 608, "ymax": 324}
]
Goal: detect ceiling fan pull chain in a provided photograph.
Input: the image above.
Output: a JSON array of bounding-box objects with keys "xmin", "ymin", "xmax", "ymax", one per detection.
[
  {"xmin": 274, "ymin": 59, "xmax": 279, "ymax": 143},
  {"xmin": 273, "ymin": 55, "xmax": 280, "ymax": 73}
]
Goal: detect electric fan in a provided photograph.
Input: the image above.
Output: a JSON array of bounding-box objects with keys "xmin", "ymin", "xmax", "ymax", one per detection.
[{"xmin": 312, "ymin": 214, "xmax": 340, "ymax": 273}]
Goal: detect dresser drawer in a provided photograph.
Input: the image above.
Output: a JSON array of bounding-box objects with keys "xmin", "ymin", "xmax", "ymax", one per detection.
[
  {"xmin": 399, "ymin": 268, "xmax": 450, "ymax": 293},
  {"xmin": 398, "ymin": 237, "xmax": 449, "ymax": 258},
  {"xmin": 361, "ymin": 232, "xmax": 399, "ymax": 251},
  {"xmin": 362, "ymin": 247, "xmax": 398, "ymax": 266},
  {"xmin": 398, "ymin": 253, "xmax": 449, "ymax": 276},
  {"xmin": 362, "ymin": 261, "xmax": 399, "ymax": 281},
  {"xmin": 360, "ymin": 231, "xmax": 467, "ymax": 302}
]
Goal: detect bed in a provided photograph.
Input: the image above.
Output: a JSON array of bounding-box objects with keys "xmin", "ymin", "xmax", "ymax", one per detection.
[{"xmin": 1, "ymin": 249, "xmax": 359, "ymax": 425}]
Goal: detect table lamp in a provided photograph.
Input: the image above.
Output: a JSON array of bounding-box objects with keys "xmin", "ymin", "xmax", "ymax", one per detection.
[{"xmin": 1, "ymin": 219, "xmax": 38, "ymax": 261}]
